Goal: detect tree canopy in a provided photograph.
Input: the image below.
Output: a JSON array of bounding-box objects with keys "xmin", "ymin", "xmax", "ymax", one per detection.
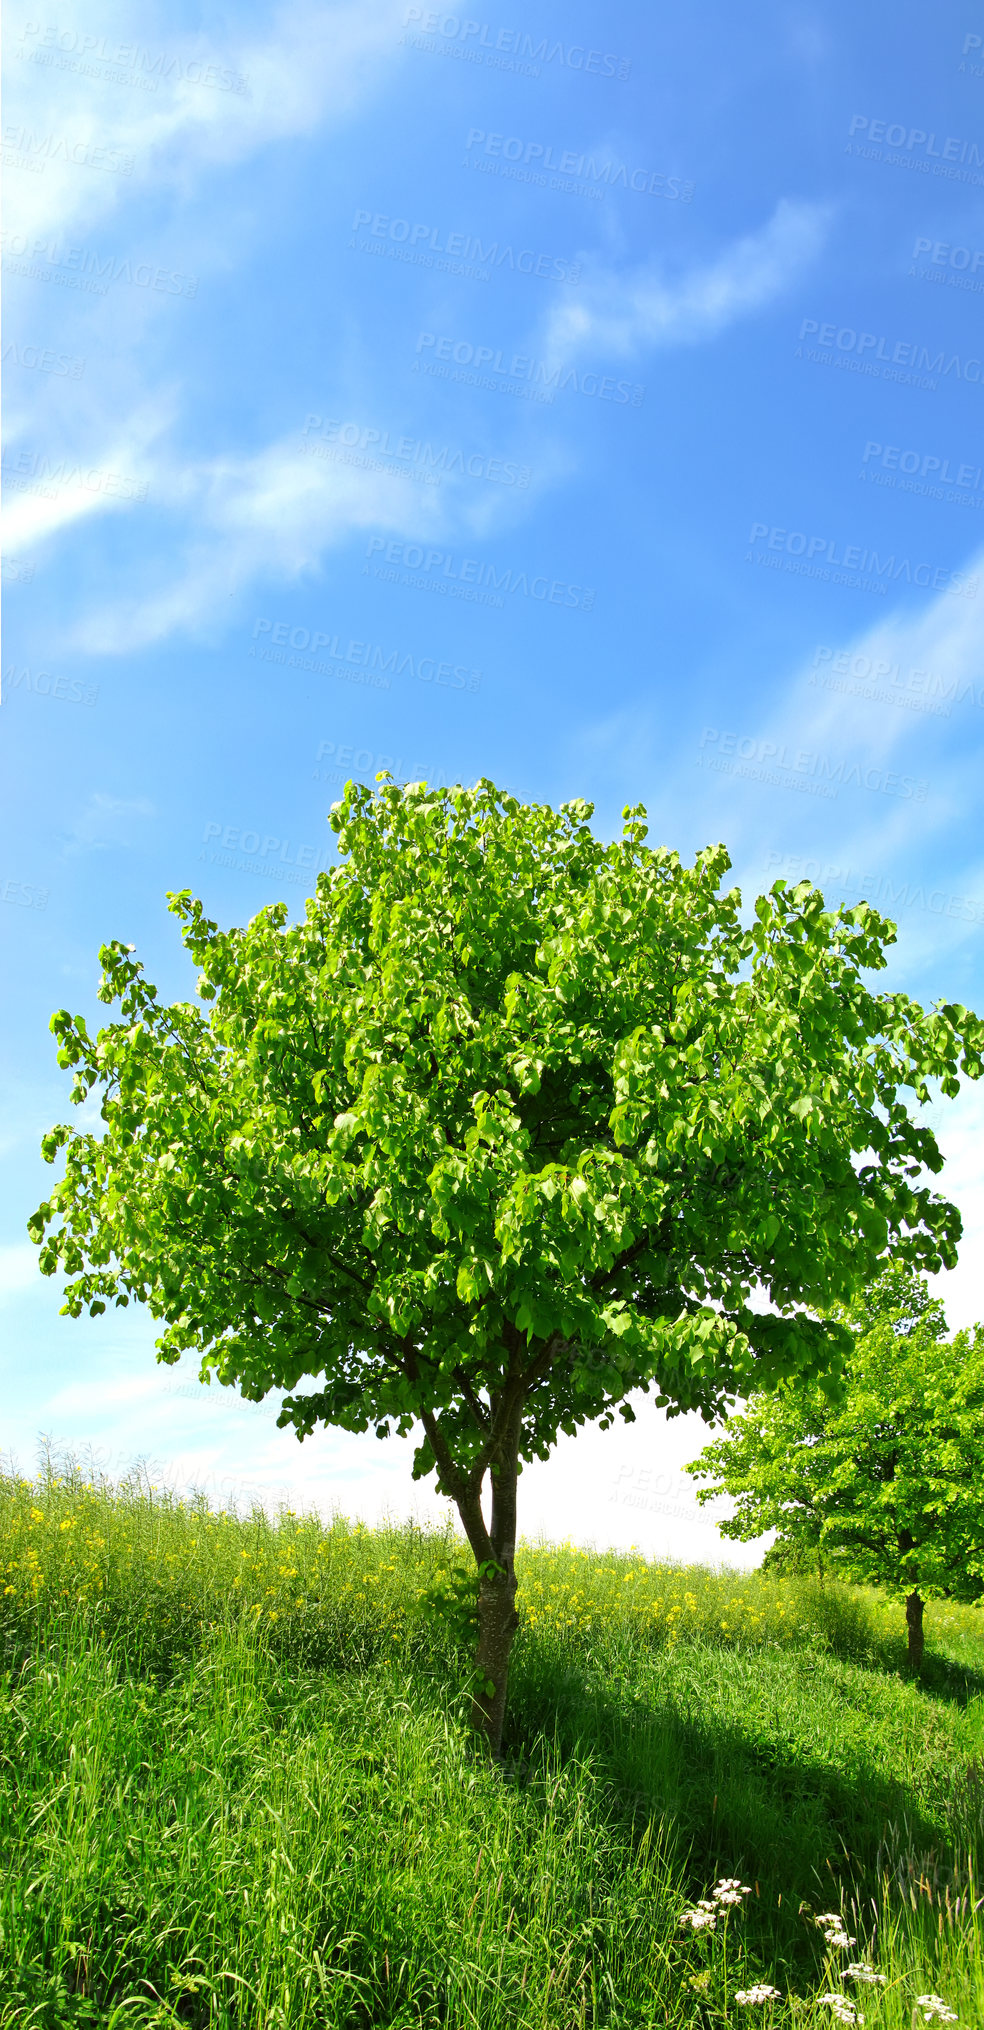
[
  {"xmin": 28, "ymin": 778, "xmax": 984, "ymax": 1746},
  {"xmin": 685, "ymin": 1267, "xmax": 984, "ymax": 1665}
]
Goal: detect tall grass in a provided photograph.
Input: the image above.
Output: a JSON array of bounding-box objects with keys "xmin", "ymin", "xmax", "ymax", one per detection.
[{"xmin": 1, "ymin": 1455, "xmax": 981, "ymax": 2028}]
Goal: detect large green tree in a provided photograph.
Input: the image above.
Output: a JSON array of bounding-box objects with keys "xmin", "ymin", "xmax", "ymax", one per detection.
[
  {"xmin": 29, "ymin": 780, "xmax": 983, "ymax": 1751},
  {"xmin": 685, "ymin": 1266, "xmax": 984, "ymax": 1666}
]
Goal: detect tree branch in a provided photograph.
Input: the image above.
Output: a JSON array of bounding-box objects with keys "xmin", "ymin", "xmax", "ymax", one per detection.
[{"xmin": 453, "ymin": 1368, "xmax": 491, "ymax": 1431}]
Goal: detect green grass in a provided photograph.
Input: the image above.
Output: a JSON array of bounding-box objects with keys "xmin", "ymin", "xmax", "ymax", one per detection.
[{"xmin": 1, "ymin": 1457, "xmax": 981, "ymax": 2029}]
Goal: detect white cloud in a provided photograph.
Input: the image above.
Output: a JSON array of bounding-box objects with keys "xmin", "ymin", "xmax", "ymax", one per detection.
[
  {"xmin": 68, "ymin": 427, "xmax": 452, "ymax": 651},
  {"xmin": 62, "ymin": 791, "xmax": 155, "ymax": 854},
  {"xmin": 2, "ymin": 2, "xmax": 412, "ymax": 572},
  {"xmin": 1, "ymin": 399, "xmax": 171, "ymax": 549},
  {"xmin": 680, "ymin": 550, "xmax": 984, "ymax": 874},
  {"xmin": 1, "ymin": 0, "xmax": 408, "ymax": 244},
  {"xmin": 567, "ymin": 558, "xmax": 984, "ymax": 983},
  {"xmin": 48, "ymin": 1371, "xmax": 165, "ymax": 1415},
  {"xmin": 541, "ymin": 197, "xmax": 833, "ymax": 362},
  {"xmin": 3, "ymin": 465, "xmax": 130, "ymax": 550},
  {"xmin": 782, "ymin": 583, "xmax": 984, "ymax": 763},
  {"xmin": 18, "ymin": 381, "xmax": 571, "ymax": 653}
]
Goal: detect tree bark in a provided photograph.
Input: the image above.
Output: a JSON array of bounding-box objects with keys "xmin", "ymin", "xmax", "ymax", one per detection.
[
  {"xmin": 462, "ymin": 1392, "xmax": 523, "ymax": 1760},
  {"xmin": 905, "ymin": 1588, "xmax": 924, "ymax": 1670},
  {"xmin": 471, "ymin": 1552, "xmax": 520, "ymax": 1758},
  {"xmin": 414, "ymin": 1337, "xmax": 543, "ymax": 1760}
]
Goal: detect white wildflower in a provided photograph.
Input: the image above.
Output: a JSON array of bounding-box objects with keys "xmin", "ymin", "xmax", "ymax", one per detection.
[
  {"xmin": 735, "ymin": 1985, "xmax": 783, "ymax": 2005},
  {"xmin": 915, "ymin": 1999, "xmax": 958, "ymax": 2024},
  {"xmin": 680, "ymin": 1903, "xmax": 717, "ymax": 1931},
  {"xmin": 844, "ymin": 1965, "xmax": 886, "ymax": 1986},
  {"xmin": 816, "ymin": 1913, "xmax": 856, "ymax": 1948},
  {"xmin": 714, "ymin": 1877, "xmax": 753, "ymax": 1906},
  {"xmin": 818, "ymin": 1996, "xmax": 864, "ymax": 2025}
]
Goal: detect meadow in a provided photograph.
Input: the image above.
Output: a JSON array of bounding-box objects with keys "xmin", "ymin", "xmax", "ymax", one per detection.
[{"xmin": 1, "ymin": 1456, "xmax": 981, "ymax": 2029}]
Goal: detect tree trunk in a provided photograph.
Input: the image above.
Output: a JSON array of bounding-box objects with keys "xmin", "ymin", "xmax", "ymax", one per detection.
[
  {"xmin": 457, "ymin": 1407, "xmax": 522, "ymax": 1760},
  {"xmin": 471, "ymin": 1556, "xmax": 520, "ymax": 1758},
  {"xmin": 905, "ymin": 1589, "xmax": 924, "ymax": 1670},
  {"xmin": 418, "ymin": 1353, "xmax": 531, "ymax": 1762}
]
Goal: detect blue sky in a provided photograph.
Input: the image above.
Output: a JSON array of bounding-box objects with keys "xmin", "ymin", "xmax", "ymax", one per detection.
[{"xmin": 3, "ymin": 0, "xmax": 983, "ymax": 1560}]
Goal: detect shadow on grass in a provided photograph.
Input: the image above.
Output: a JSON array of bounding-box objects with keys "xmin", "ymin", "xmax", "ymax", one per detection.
[
  {"xmin": 821, "ymin": 1634, "xmax": 984, "ymax": 1708},
  {"xmin": 495, "ymin": 1638, "xmax": 973, "ymax": 1924},
  {"xmin": 836, "ymin": 1621, "xmax": 984, "ymax": 1708},
  {"xmin": 910, "ymin": 1650, "xmax": 984, "ymax": 1707},
  {"xmin": 763, "ymin": 1581, "xmax": 984, "ymax": 1710}
]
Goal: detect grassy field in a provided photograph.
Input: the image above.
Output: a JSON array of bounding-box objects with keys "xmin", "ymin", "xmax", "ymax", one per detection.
[{"xmin": 1, "ymin": 1459, "xmax": 981, "ymax": 2029}]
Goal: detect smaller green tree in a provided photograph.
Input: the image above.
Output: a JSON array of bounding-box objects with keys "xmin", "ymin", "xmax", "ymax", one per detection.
[{"xmin": 685, "ymin": 1269, "xmax": 984, "ymax": 1666}]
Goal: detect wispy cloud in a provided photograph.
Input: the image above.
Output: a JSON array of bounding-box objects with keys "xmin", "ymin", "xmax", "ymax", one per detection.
[
  {"xmin": 67, "ymin": 427, "xmax": 452, "ymax": 651},
  {"xmin": 48, "ymin": 1372, "xmax": 166, "ymax": 1416},
  {"xmin": 567, "ymin": 549, "xmax": 984, "ymax": 949},
  {"xmin": 541, "ymin": 197, "xmax": 833, "ymax": 361},
  {"xmin": 2, "ymin": 0, "xmax": 408, "ymax": 243},
  {"xmin": 61, "ymin": 791, "xmax": 155, "ymax": 855},
  {"xmin": 695, "ymin": 561, "xmax": 984, "ymax": 974},
  {"xmin": 1, "ymin": 397, "xmax": 171, "ymax": 549}
]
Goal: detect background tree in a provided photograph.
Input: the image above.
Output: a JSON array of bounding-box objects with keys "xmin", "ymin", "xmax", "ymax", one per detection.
[
  {"xmin": 685, "ymin": 1268, "xmax": 984, "ymax": 1666},
  {"xmin": 28, "ymin": 779, "xmax": 983, "ymax": 1752}
]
